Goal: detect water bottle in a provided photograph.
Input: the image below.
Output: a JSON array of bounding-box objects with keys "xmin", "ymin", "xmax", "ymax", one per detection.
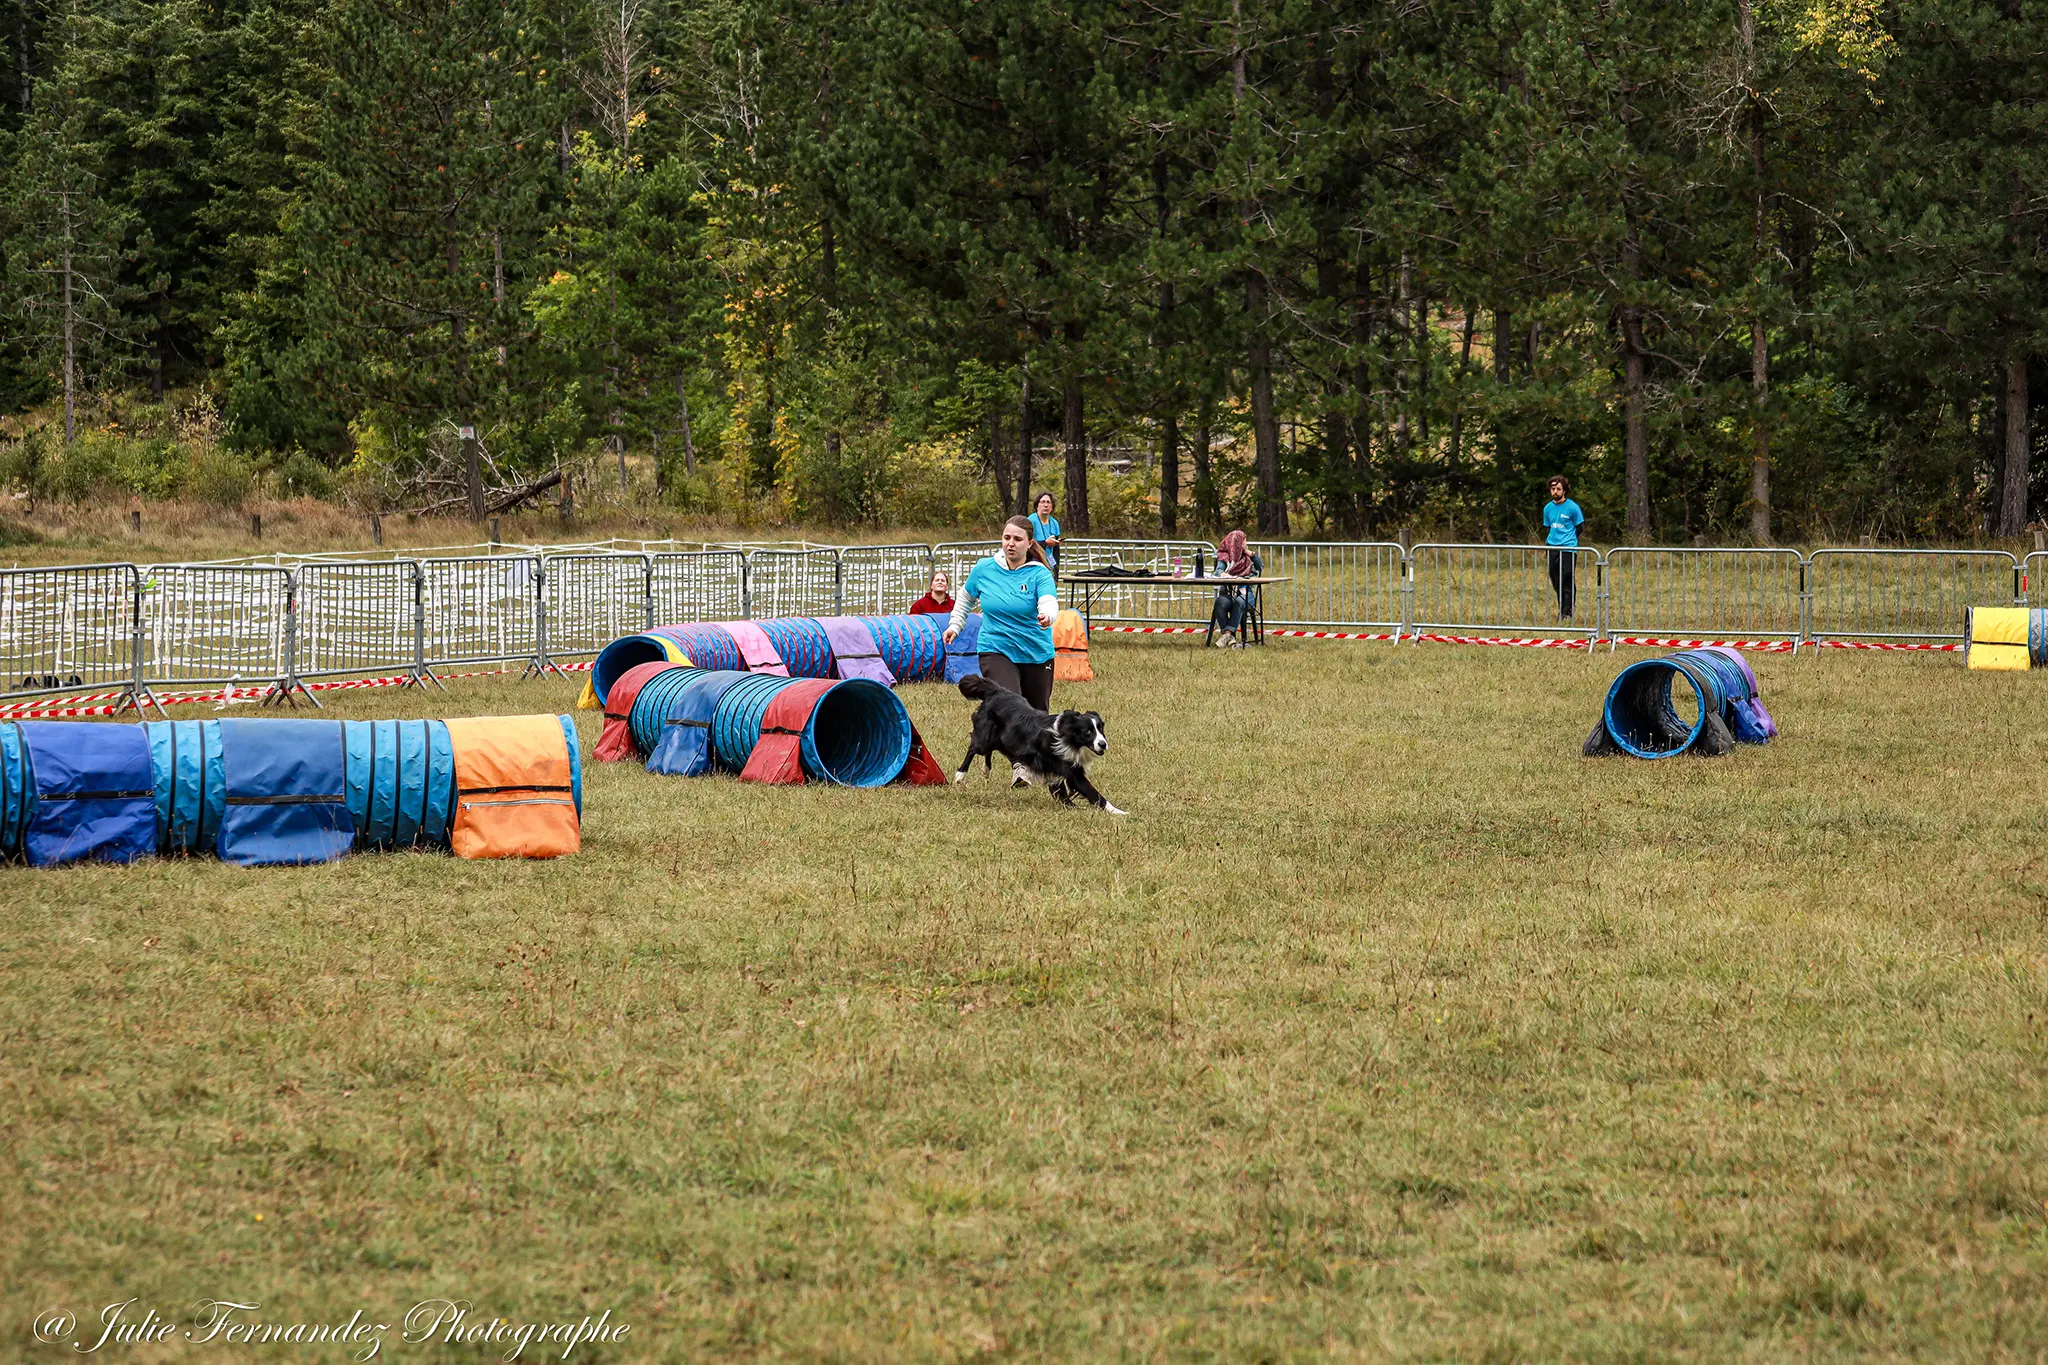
[{"xmin": 1194, "ymin": 548, "xmax": 1205, "ymax": 578}]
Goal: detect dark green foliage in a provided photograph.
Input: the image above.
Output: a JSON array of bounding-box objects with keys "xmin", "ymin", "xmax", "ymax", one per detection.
[{"xmin": 0, "ymin": 0, "xmax": 2040, "ymax": 537}]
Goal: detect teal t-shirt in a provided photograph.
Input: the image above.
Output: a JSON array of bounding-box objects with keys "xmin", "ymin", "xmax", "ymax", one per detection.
[
  {"xmin": 965, "ymin": 556, "xmax": 1058, "ymax": 665},
  {"xmin": 1543, "ymin": 499, "xmax": 1584, "ymax": 547},
  {"xmin": 1029, "ymin": 514, "xmax": 1061, "ymax": 547}
]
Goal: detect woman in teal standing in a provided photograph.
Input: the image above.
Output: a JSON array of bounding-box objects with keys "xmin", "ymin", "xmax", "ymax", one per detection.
[
  {"xmin": 1027, "ymin": 491, "xmax": 1062, "ymax": 577},
  {"xmin": 944, "ymin": 516, "xmax": 1059, "ymax": 711}
]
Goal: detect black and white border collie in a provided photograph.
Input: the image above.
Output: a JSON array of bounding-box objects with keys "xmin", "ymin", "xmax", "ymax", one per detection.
[{"xmin": 954, "ymin": 675, "xmax": 1126, "ymax": 815}]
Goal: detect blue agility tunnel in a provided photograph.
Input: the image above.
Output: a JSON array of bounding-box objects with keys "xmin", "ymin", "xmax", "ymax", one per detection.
[
  {"xmin": 942, "ymin": 614, "xmax": 983, "ymax": 683},
  {"xmin": 589, "ymin": 633, "xmax": 692, "ymax": 707},
  {"xmin": 1595, "ymin": 648, "xmax": 1781, "ymax": 759},
  {"xmin": 708, "ymin": 672, "xmax": 911, "ymax": 786},
  {"xmin": 217, "ymin": 718, "xmax": 355, "ymax": 866}
]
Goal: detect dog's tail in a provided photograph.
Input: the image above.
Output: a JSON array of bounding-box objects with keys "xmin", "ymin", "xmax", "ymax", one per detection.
[{"xmin": 958, "ymin": 675, "xmax": 1004, "ymax": 702}]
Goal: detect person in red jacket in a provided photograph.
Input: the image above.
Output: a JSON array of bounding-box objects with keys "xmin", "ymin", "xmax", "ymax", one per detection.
[{"xmin": 909, "ymin": 569, "xmax": 955, "ymax": 616}]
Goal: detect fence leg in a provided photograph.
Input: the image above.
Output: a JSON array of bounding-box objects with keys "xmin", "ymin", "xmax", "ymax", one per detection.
[
  {"xmin": 521, "ymin": 561, "xmax": 564, "ymax": 679},
  {"xmin": 411, "ymin": 561, "xmax": 447, "ymax": 691},
  {"xmin": 261, "ymin": 575, "xmax": 320, "ymax": 708}
]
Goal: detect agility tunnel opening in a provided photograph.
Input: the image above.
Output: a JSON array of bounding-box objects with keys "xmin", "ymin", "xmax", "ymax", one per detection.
[
  {"xmin": 708, "ymin": 672, "xmax": 911, "ymax": 785},
  {"xmin": 1963, "ymin": 607, "xmax": 2047, "ymax": 671},
  {"xmin": 803, "ymin": 678, "xmax": 913, "ymax": 786},
  {"xmin": 1603, "ymin": 657, "xmax": 1718, "ymax": 758},
  {"xmin": 590, "ymin": 633, "xmax": 690, "ymax": 705}
]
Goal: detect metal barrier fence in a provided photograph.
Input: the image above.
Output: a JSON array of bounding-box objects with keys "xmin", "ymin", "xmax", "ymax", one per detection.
[
  {"xmin": 652, "ymin": 551, "xmax": 746, "ymax": 624},
  {"xmin": 1806, "ymin": 548, "xmax": 2020, "ymax": 644},
  {"xmin": 1409, "ymin": 543, "xmax": 1601, "ymax": 642},
  {"xmin": 840, "ymin": 544, "xmax": 936, "ymax": 615},
  {"xmin": 1601, "ymin": 547, "xmax": 1806, "ymax": 641},
  {"xmin": 1254, "ymin": 541, "xmax": 1405, "ymax": 630},
  {"xmin": 5, "ymin": 540, "xmax": 2036, "ymax": 705},
  {"xmin": 421, "ymin": 554, "xmax": 540, "ymax": 670},
  {"xmin": 295, "ymin": 560, "xmax": 423, "ymax": 681},
  {"xmin": 0, "ymin": 563, "xmax": 140, "ymax": 701},
  {"xmin": 141, "ymin": 564, "xmax": 294, "ymax": 692},
  {"xmin": 541, "ymin": 554, "xmax": 651, "ymax": 663},
  {"xmin": 745, "ymin": 549, "xmax": 840, "ymax": 619}
]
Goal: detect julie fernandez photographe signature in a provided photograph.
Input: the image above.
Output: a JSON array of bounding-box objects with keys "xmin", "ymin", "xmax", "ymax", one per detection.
[{"xmin": 31, "ymin": 1297, "xmax": 629, "ymax": 1361}]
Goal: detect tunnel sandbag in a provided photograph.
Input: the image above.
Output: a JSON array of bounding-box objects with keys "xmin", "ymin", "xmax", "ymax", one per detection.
[
  {"xmin": 1053, "ymin": 609, "xmax": 1094, "ymax": 682},
  {"xmin": 1697, "ymin": 645, "xmax": 1776, "ymax": 738},
  {"xmin": 711, "ymin": 673, "xmax": 807, "ymax": 771},
  {"xmin": 2034, "ymin": 609, "xmax": 2048, "ymax": 666},
  {"xmin": 857, "ymin": 615, "xmax": 946, "ymax": 682},
  {"xmin": 1668, "ymin": 647, "xmax": 1771, "ymax": 745},
  {"xmin": 1600, "ymin": 655, "xmax": 1729, "ymax": 759},
  {"xmin": 942, "ymin": 614, "xmax": 984, "ymax": 683},
  {"xmin": 756, "ymin": 617, "xmax": 835, "ymax": 678},
  {"xmin": 14, "ymin": 720, "xmax": 157, "ymax": 866},
  {"xmin": 645, "ymin": 670, "xmax": 750, "ymax": 776},
  {"xmin": 216, "ymin": 718, "xmax": 354, "ymax": 866},
  {"xmin": 1965, "ymin": 606, "xmax": 2031, "ymax": 671},
  {"xmin": 819, "ymin": 616, "xmax": 896, "ymax": 685},
  {"xmin": 723, "ymin": 619, "xmax": 791, "ymax": 675},
  {"xmin": 634, "ymin": 667, "xmax": 745, "ymax": 762},
  {"xmin": 897, "ymin": 723, "xmax": 949, "ymax": 785},
  {"xmin": 445, "ymin": 714, "xmax": 580, "ymax": 860},
  {"xmin": 590, "ymin": 633, "xmax": 693, "ymax": 707},
  {"xmin": 147, "ymin": 719, "xmax": 225, "ymax": 856},
  {"xmin": 650, "ymin": 623, "xmax": 742, "ymax": 676},
  {"xmin": 0, "ymin": 722, "xmax": 32, "ymax": 858},
  {"xmin": 595, "ymin": 661, "xmax": 688, "ymax": 762},
  {"xmin": 739, "ymin": 679, "xmax": 838, "ymax": 784}
]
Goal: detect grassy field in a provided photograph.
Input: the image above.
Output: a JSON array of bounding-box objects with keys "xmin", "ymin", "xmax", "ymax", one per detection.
[{"xmin": 3, "ymin": 637, "xmax": 2046, "ymax": 1362}]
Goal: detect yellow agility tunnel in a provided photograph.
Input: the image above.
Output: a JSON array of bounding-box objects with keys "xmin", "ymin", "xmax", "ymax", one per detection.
[{"xmin": 1963, "ymin": 607, "xmax": 2046, "ymax": 671}]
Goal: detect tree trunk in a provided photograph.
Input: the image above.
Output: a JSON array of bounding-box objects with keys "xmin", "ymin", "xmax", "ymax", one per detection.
[
  {"xmin": 1248, "ymin": 276, "xmax": 1286, "ymax": 535},
  {"xmin": 2002, "ymin": 355, "xmax": 2031, "ymax": 537},
  {"xmin": 60, "ymin": 194, "xmax": 75, "ymax": 445},
  {"xmin": 1620, "ymin": 307, "xmax": 1650, "ymax": 541},
  {"xmin": 1448, "ymin": 307, "xmax": 1476, "ymax": 476},
  {"xmin": 1193, "ymin": 395, "xmax": 1214, "ymax": 530},
  {"xmin": 1062, "ymin": 372, "xmax": 1089, "ymax": 534},
  {"xmin": 1160, "ymin": 409, "xmax": 1179, "ymax": 537},
  {"xmin": 1493, "ymin": 307, "xmax": 1512, "ymax": 385},
  {"xmin": 1325, "ymin": 408, "xmax": 1353, "ymax": 536},
  {"xmin": 677, "ymin": 374, "xmax": 696, "ymax": 476},
  {"xmin": 1017, "ymin": 373, "xmax": 1035, "ymax": 516},
  {"xmin": 463, "ymin": 427, "xmax": 484, "ymax": 521},
  {"xmin": 1750, "ymin": 318, "xmax": 1771, "ymax": 544}
]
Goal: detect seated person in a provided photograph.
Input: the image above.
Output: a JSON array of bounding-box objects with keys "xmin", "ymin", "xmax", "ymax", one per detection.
[
  {"xmin": 909, "ymin": 570, "xmax": 956, "ymax": 615},
  {"xmin": 1211, "ymin": 530, "xmax": 1259, "ymax": 648}
]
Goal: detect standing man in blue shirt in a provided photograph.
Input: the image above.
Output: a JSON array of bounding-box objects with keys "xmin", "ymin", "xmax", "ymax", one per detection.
[{"xmin": 1542, "ymin": 476, "xmax": 1584, "ymax": 620}]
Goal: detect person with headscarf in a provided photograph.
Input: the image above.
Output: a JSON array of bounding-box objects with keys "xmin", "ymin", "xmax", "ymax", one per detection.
[{"xmin": 1211, "ymin": 529, "xmax": 1258, "ymax": 647}]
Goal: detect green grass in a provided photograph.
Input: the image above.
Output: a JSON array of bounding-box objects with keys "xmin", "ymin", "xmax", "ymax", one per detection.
[{"xmin": 4, "ymin": 638, "xmax": 2047, "ymax": 1362}]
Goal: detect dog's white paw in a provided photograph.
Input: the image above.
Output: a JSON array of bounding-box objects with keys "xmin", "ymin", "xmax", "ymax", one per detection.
[
  {"xmin": 1102, "ymin": 802, "xmax": 1129, "ymax": 816},
  {"xmin": 1011, "ymin": 763, "xmax": 1035, "ymax": 787},
  {"xmin": 951, "ymin": 770, "xmax": 968, "ymax": 784}
]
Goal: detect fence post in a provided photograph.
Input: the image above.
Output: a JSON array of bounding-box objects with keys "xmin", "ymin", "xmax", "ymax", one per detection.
[
  {"xmin": 740, "ymin": 551, "xmax": 754, "ymax": 619},
  {"xmin": 1594, "ymin": 551, "xmax": 1609, "ymax": 647},
  {"xmin": 833, "ymin": 550, "xmax": 844, "ymax": 615},
  {"xmin": 1398, "ymin": 540, "xmax": 1414, "ymax": 642},
  {"xmin": 1797, "ymin": 553, "xmax": 1813, "ymax": 655},
  {"xmin": 128, "ymin": 564, "xmax": 155, "ymax": 714}
]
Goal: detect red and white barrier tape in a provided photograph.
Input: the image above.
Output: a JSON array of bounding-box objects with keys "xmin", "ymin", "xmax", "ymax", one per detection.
[
  {"xmin": 1811, "ymin": 638, "xmax": 1961, "ymax": 652},
  {"xmin": 0, "ymin": 658, "xmax": 594, "ymax": 720},
  {"xmin": 1607, "ymin": 636, "xmax": 1797, "ymax": 652}
]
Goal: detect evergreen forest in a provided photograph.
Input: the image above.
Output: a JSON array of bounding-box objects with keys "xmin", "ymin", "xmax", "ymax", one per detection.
[{"xmin": 1, "ymin": 0, "xmax": 2043, "ymax": 543}]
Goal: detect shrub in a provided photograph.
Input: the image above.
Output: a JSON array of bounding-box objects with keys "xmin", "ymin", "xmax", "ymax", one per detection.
[
  {"xmin": 184, "ymin": 449, "xmax": 256, "ymax": 509},
  {"xmin": 272, "ymin": 449, "xmax": 336, "ymax": 500}
]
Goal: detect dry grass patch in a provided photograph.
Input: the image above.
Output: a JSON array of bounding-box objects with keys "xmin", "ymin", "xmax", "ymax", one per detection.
[{"xmin": 2, "ymin": 638, "xmax": 2045, "ymax": 1361}]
